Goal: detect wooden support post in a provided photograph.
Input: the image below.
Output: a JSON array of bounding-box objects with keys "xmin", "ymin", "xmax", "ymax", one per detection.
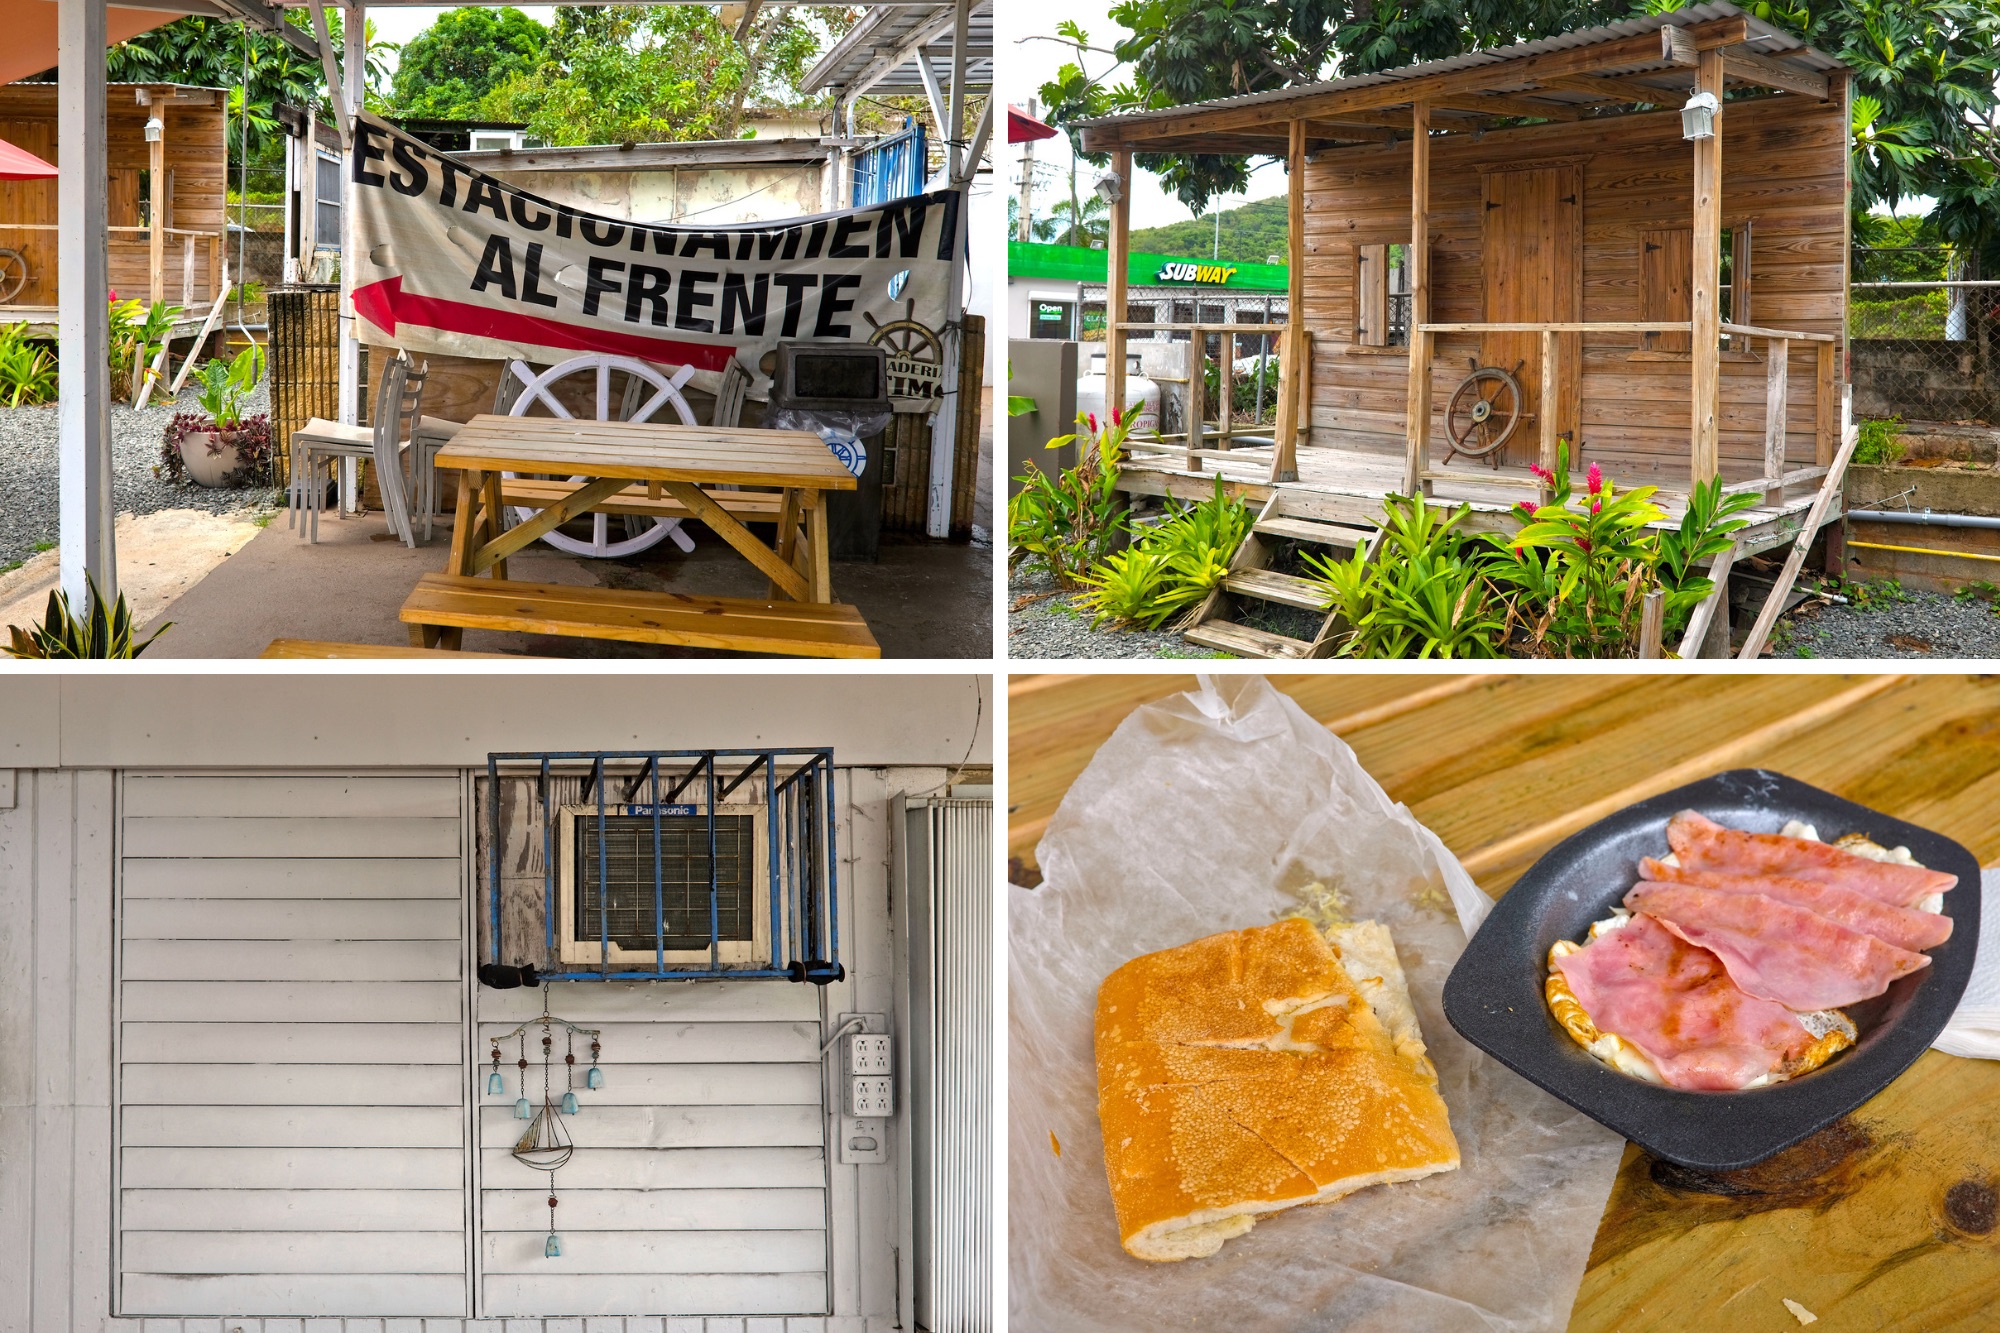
[
  {"xmin": 210, "ymin": 233, "xmax": 221, "ymax": 303},
  {"xmin": 1690, "ymin": 49, "xmax": 1723, "ymax": 484},
  {"xmin": 1763, "ymin": 336, "xmax": 1789, "ymax": 504},
  {"xmin": 1677, "ymin": 539, "xmax": 1739, "ymax": 658},
  {"xmin": 1217, "ymin": 329, "xmax": 1233, "ymax": 451},
  {"xmin": 147, "ymin": 92, "xmax": 165, "ymax": 306},
  {"xmin": 1738, "ymin": 411, "xmax": 1861, "ymax": 659},
  {"xmin": 1815, "ymin": 338, "xmax": 1838, "ymax": 466},
  {"xmin": 1403, "ymin": 101, "xmax": 1432, "ymax": 497},
  {"xmin": 1539, "ymin": 328, "xmax": 1558, "ymax": 501},
  {"xmin": 1272, "ymin": 117, "xmax": 1305, "ymax": 483},
  {"xmin": 1185, "ymin": 328, "xmax": 1205, "ymax": 472},
  {"xmin": 181, "ymin": 234, "xmax": 194, "ymax": 306},
  {"xmin": 1637, "ymin": 589, "xmax": 1665, "ymax": 659},
  {"xmin": 1105, "ymin": 148, "xmax": 1132, "ymax": 430}
]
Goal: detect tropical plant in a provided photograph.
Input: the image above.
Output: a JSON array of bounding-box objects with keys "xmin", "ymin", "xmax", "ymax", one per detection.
[
  {"xmin": 158, "ymin": 410, "xmax": 277, "ymax": 487},
  {"xmin": 0, "ymin": 324, "xmax": 57, "ymax": 407},
  {"xmin": 3, "ymin": 573, "xmax": 169, "ymax": 659},
  {"xmin": 107, "ymin": 297, "xmax": 183, "ymax": 402},
  {"xmin": 1008, "ymin": 407, "xmax": 1137, "ymax": 587},
  {"xmin": 391, "ymin": 6, "xmax": 548, "ymax": 120},
  {"xmin": 1305, "ymin": 491, "xmax": 1508, "ymax": 658},
  {"xmin": 1854, "ymin": 415, "xmax": 1906, "ymax": 464},
  {"xmin": 189, "ymin": 344, "xmax": 264, "ymax": 429},
  {"xmin": 1074, "ymin": 477, "xmax": 1251, "ymax": 627}
]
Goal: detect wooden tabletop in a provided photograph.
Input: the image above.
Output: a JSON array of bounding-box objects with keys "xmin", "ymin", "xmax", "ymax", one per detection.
[
  {"xmin": 433, "ymin": 415, "xmax": 858, "ymax": 491},
  {"xmin": 1010, "ymin": 673, "xmax": 2000, "ymax": 1332}
]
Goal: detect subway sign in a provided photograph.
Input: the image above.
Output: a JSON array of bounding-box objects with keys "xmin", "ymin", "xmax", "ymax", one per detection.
[{"xmin": 1155, "ymin": 261, "xmax": 1238, "ymax": 284}]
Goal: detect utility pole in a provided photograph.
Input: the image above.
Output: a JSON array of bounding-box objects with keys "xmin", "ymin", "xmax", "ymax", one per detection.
[{"xmin": 1017, "ymin": 97, "xmax": 1036, "ymax": 241}]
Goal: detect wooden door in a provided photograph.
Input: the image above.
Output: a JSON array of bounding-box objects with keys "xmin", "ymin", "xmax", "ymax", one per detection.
[{"xmin": 1481, "ymin": 164, "xmax": 1582, "ymax": 464}]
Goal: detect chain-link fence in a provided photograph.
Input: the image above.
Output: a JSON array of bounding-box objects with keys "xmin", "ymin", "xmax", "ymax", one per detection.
[{"xmin": 1850, "ymin": 246, "xmax": 1999, "ymax": 426}]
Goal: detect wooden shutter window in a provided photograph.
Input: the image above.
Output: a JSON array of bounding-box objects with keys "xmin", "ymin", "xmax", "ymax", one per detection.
[
  {"xmin": 1641, "ymin": 227, "xmax": 1693, "ymax": 353},
  {"xmin": 1358, "ymin": 243, "xmax": 1389, "ymax": 345}
]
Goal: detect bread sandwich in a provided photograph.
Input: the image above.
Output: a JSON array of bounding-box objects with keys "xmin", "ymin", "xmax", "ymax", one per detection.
[{"xmin": 1094, "ymin": 916, "xmax": 1459, "ymax": 1262}]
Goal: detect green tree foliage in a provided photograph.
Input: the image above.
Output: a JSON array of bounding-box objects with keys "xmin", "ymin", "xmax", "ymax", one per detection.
[
  {"xmin": 390, "ymin": 7, "xmax": 546, "ymax": 121},
  {"xmin": 479, "ymin": 4, "xmax": 842, "ymax": 147},
  {"xmin": 1129, "ymin": 194, "xmax": 1289, "ymax": 259}
]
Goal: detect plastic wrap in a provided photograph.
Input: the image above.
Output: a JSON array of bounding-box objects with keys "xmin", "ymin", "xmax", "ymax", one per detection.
[{"xmin": 1009, "ymin": 676, "xmax": 1626, "ymax": 1332}]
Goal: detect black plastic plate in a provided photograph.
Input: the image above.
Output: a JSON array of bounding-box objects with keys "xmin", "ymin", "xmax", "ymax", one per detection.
[{"xmin": 1442, "ymin": 769, "xmax": 1981, "ymax": 1170}]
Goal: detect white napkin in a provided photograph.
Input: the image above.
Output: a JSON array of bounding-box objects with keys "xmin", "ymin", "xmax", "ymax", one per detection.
[{"xmin": 1935, "ymin": 868, "xmax": 2000, "ymax": 1059}]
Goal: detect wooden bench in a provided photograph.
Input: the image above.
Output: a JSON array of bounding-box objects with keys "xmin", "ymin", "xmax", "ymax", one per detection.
[
  {"xmin": 399, "ymin": 573, "xmax": 880, "ymax": 659},
  {"xmin": 499, "ymin": 477, "xmax": 787, "ymax": 522},
  {"xmin": 261, "ymin": 638, "xmax": 519, "ymax": 658}
]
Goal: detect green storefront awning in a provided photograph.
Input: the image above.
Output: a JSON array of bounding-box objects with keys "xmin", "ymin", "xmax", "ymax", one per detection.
[{"xmin": 1009, "ymin": 240, "xmax": 1287, "ymax": 292}]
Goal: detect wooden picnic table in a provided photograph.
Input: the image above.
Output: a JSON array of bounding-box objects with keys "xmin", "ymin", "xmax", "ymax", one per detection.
[
  {"xmin": 1010, "ymin": 672, "xmax": 2000, "ymax": 1332},
  {"xmin": 431, "ymin": 414, "xmax": 858, "ymax": 602}
]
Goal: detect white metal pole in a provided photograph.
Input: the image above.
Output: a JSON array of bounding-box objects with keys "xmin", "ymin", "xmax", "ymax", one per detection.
[
  {"xmin": 338, "ymin": 2, "xmax": 365, "ymax": 510},
  {"xmin": 58, "ymin": 0, "xmax": 115, "ymax": 608},
  {"xmin": 925, "ymin": 0, "xmax": 971, "ymax": 537}
]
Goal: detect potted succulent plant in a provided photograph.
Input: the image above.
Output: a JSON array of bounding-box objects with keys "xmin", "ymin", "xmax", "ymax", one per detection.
[{"xmin": 158, "ymin": 345, "xmax": 276, "ymax": 488}]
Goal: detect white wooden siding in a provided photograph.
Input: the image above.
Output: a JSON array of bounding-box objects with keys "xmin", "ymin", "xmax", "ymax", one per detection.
[
  {"xmin": 117, "ymin": 774, "xmax": 470, "ymax": 1319},
  {"xmin": 474, "ymin": 981, "xmax": 830, "ymax": 1318}
]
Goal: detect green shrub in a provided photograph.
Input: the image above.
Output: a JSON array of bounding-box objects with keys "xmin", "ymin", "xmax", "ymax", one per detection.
[
  {"xmin": 1008, "ymin": 408, "xmax": 1136, "ymax": 587},
  {"xmin": 1074, "ymin": 477, "xmax": 1252, "ymax": 628},
  {"xmin": 1304, "ymin": 492, "xmax": 1505, "ymax": 658},
  {"xmin": 1854, "ymin": 417, "xmax": 1905, "ymax": 466},
  {"xmin": 0, "ymin": 324, "xmax": 56, "ymax": 407}
]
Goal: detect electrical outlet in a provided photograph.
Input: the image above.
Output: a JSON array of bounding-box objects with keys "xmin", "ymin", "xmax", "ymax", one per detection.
[
  {"xmin": 847, "ymin": 1075, "xmax": 893, "ymax": 1117},
  {"xmin": 847, "ymin": 1032, "xmax": 892, "ymax": 1075}
]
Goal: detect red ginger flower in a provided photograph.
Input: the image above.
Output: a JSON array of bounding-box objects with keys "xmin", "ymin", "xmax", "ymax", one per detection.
[
  {"xmin": 1590, "ymin": 497, "xmax": 1602, "ymax": 515},
  {"xmin": 1576, "ymin": 535, "xmax": 1593, "ymax": 553},
  {"xmin": 1528, "ymin": 463, "xmax": 1554, "ymax": 483},
  {"xmin": 1112, "ymin": 406, "xmax": 1122, "ymax": 426},
  {"xmin": 1087, "ymin": 412, "xmax": 1098, "ymax": 433},
  {"xmin": 1587, "ymin": 462, "xmax": 1603, "ymax": 495}
]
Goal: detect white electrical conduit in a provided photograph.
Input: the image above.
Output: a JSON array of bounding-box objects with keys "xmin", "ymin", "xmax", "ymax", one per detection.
[{"xmin": 1847, "ymin": 508, "xmax": 2000, "ymax": 531}]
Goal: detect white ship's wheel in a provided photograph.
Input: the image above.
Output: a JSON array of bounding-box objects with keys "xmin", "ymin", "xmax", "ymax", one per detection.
[
  {"xmin": 503, "ymin": 354, "xmax": 699, "ymax": 559},
  {"xmin": 864, "ymin": 298, "xmax": 943, "ymax": 365}
]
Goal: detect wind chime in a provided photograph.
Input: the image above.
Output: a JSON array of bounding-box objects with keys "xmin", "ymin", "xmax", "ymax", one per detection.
[{"xmin": 487, "ymin": 987, "xmax": 604, "ymax": 1258}]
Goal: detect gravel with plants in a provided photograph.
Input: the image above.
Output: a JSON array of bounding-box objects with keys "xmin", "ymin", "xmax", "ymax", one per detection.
[
  {"xmin": 0, "ymin": 383, "xmax": 280, "ymax": 571},
  {"xmin": 1770, "ymin": 581, "xmax": 2000, "ymax": 658},
  {"xmin": 1007, "ymin": 561, "xmax": 1225, "ymax": 659}
]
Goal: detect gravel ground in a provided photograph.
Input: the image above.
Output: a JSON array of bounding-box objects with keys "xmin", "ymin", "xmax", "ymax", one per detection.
[
  {"xmin": 1771, "ymin": 586, "xmax": 2000, "ymax": 659},
  {"xmin": 0, "ymin": 384, "xmax": 281, "ymax": 571},
  {"xmin": 1006, "ymin": 561, "xmax": 1229, "ymax": 659}
]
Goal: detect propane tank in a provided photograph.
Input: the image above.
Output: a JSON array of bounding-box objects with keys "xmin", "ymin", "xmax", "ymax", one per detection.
[{"xmin": 1076, "ymin": 348, "xmax": 1161, "ymax": 438}]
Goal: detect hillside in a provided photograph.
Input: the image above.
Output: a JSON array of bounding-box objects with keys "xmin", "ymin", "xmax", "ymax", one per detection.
[{"xmin": 1128, "ymin": 196, "xmax": 1289, "ymax": 263}]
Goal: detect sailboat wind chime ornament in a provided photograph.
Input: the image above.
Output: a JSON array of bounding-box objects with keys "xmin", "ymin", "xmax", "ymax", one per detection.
[{"xmin": 486, "ymin": 987, "xmax": 604, "ymax": 1258}]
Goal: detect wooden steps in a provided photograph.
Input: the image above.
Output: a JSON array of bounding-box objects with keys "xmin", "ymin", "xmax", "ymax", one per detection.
[
  {"xmin": 1184, "ymin": 621, "xmax": 1315, "ymax": 658},
  {"xmin": 260, "ymin": 638, "xmax": 518, "ymax": 659},
  {"xmin": 399, "ymin": 573, "xmax": 879, "ymax": 659},
  {"xmin": 500, "ymin": 478, "xmax": 785, "ymax": 521},
  {"xmin": 1185, "ymin": 495, "xmax": 1382, "ymax": 659},
  {"xmin": 1222, "ymin": 567, "xmax": 1328, "ymax": 610}
]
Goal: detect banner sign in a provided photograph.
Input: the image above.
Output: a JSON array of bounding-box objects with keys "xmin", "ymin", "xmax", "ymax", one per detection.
[{"xmin": 348, "ymin": 112, "xmax": 960, "ymax": 410}]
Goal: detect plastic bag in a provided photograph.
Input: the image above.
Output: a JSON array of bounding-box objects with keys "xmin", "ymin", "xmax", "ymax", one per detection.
[{"xmin": 1010, "ymin": 675, "xmax": 1626, "ymax": 1332}]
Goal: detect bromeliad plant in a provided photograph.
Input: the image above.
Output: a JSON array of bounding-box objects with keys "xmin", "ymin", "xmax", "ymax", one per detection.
[
  {"xmin": 1305, "ymin": 492, "xmax": 1507, "ymax": 658},
  {"xmin": 1487, "ymin": 444, "xmax": 1757, "ymax": 657},
  {"xmin": 1008, "ymin": 407, "xmax": 1136, "ymax": 588},
  {"xmin": 1075, "ymin": 477, "xmax": 1252, "ymax": 629}
]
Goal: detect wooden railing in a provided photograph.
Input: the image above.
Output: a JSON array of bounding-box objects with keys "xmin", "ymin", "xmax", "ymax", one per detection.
[
  {"xmin": 1413, "ymin": 319, "xmax": 1838, "ymax": 503},
  {"xmin": 1111, "ymin": 321, "xmax": 1290, "ymax": 475},
  {"xmin": 0, "ymin": 224, "xmax": 226, "ymax": 307}
]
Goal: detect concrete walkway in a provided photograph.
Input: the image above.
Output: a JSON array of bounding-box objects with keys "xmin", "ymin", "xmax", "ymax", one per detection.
[
  {"xmin": 0, "ymin": 508, "xmax": 265, "ymax": 641},
  {"xmin": 142, "ymin": 509, "xmax": 992, "ymax": 659}
]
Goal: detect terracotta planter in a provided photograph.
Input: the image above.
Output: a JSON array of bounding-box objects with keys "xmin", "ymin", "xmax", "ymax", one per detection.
[{"xmin": 178, "ymin": 428, "xmax": 246, "ymax": 488}]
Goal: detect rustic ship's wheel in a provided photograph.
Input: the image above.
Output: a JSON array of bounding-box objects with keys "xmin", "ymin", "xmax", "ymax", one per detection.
[
  {"xmin": 864, "ymin": 298, "xmax": 943, "ymax": 367},
  {"xmin": 0, "ymin": 248, "xmax": 29, "ymax": 304},
  {"xmin": 1443, "ymin": 359, "xmax": 1525, "ymax": 468}
]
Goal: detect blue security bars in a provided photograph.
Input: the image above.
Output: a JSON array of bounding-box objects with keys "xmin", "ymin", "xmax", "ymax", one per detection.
[
  {"xmin": 851, "ymin": 120, "xmax": 928, "ymax": 206},
  {"xmin": 484, "ymin": 749, "xmax": 843, "ymax": 983}
]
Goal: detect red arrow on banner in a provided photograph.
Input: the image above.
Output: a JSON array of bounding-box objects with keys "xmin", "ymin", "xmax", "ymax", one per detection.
[{"xmin": 352, "ymin": 275, "xmax": 737, "ymax": 371}]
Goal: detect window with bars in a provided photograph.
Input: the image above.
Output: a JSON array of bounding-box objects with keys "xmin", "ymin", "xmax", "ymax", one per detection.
[{"xmin": 559, "ymin": 806, "xmax": 769, "ymax": 966}]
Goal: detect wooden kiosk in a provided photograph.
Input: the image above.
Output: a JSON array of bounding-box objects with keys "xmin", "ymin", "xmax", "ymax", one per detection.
[
  {"xmin": 0, "ymin": 81, "xmax": 231, "ymax": 323},
  {"xmin": 1076, "ymin": 4, "xmax": 1855, "ymax": 658}
]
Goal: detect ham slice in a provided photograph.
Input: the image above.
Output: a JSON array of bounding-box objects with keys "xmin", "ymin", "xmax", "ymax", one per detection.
[
  {"xmin": 1637, "ymin": 857, "xmax": 1952, "ymax": 954},
  {"xmin": 1553, "ymin": 914, "xmax": 1813, "ymax": 1091},
  {"xmin": 1666, "ymin": 810, "xmax": 1955, "ymax": 908},
  {"xmin": 1625, "ymin": 883, "xmax": 1931, "ymax": 1011}
]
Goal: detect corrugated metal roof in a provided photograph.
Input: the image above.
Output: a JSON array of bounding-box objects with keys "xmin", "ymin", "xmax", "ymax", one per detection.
[
  {"xmin": 799, "ymin": 1, "xmax": 993, "ymax": 98},
  {"xmin": 1077, "ymin": 2, "xmax": 1843, "ymax": 134}
]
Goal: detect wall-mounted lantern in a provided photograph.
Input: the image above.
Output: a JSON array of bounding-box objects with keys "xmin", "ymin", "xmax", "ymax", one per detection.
[
  {"xmin": 1680, "ymin": 91, "xmax": 1719, "ymax": 141},
  {"xmin": 143, "ymin": 116, "xmax": 163, "ymax": 143},
  {"xmin": 1093, "ymin": 172, "xmax": 1123, "ymax": 205}
]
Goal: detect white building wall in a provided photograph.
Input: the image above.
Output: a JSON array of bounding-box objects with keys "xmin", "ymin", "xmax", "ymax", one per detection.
[{"xmin": 0, "ymin": 676, "xmax": 987, "ymax": 1333}]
